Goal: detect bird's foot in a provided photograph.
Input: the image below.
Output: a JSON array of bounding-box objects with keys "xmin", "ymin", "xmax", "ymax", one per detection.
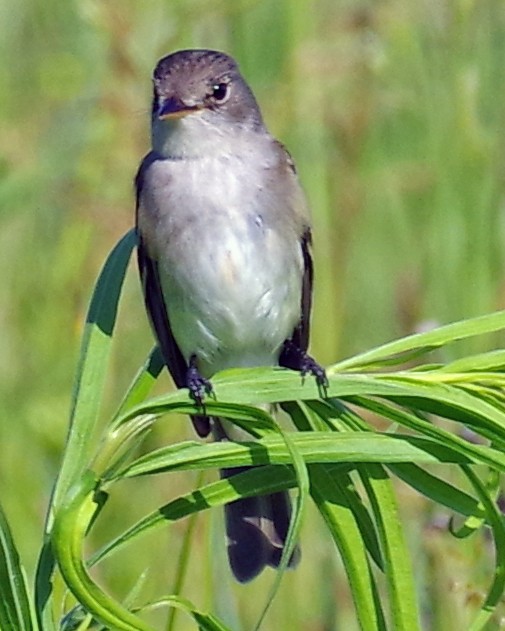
[
  {"xmin": 187, "ymin": 355, "xmax": 213, "ymax": 407},
  {"xmin": 300, "ymin": 354, "xmax": 329, "ymax": 389},
  {"xmin": 279, "ymin": 340, "xmax": 328, "ymax": 394}
]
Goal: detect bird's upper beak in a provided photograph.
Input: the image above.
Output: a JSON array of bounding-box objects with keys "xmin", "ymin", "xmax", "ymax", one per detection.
[{"xmin": 157, "ymin": 97, "xmax": 201, "ymax": 120}]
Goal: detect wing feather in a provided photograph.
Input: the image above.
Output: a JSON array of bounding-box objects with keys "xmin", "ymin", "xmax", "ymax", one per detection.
[{"xmin": 135, "ymin": 154, "xmax": 210, "ymax": 437}]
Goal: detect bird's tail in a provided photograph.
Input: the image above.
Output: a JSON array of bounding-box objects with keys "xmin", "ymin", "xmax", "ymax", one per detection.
[{"xmin": 215, "ymin": 420, "xmax": 300, "ymax": 582}]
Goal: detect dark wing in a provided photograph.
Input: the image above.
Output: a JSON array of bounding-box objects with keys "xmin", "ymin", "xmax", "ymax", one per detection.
[
  {"xmin": 277, "ymin": 198, "xmax": 325, "ymax": 384},
  {"xmin": 291, "ymin": 229, "xmax": 313, "ymax": 352},
  {"xmin": 136, "ymin": 239, "xmax": 187, "ymax": 389},
  {"xmin": 135, "ymin": 155, "xmax": 210, "ymax": 437},
  {"xmin": 275, "ymin": 141, "xmax": 314, "ymax": 353}
]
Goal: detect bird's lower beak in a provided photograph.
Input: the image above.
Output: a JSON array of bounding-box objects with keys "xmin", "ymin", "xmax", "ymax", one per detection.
[{"xmin": 158, "ymin": 97, "xmax": 200, "ymax": 120}]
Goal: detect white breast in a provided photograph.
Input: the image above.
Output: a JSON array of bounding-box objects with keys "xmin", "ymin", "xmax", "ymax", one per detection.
[{"xmin": 141, "ymin": 151, "xmax": 304, "ymax": 376}]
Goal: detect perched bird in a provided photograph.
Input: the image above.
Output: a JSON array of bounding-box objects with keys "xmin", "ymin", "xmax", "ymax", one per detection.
[{"xmin": 135, "ymin": 49, "xmax": 326, "ymax": 582}]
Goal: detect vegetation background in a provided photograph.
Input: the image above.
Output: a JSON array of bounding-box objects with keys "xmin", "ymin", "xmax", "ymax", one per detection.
[{"xmin": 2, "ymin": 0, "xmax": 505, "ymax": 629}]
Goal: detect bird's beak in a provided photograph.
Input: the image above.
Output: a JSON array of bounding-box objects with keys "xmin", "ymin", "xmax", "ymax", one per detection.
[{"xmin": 157, "ymin": 97, "xmax": 200, "ymax": 120}]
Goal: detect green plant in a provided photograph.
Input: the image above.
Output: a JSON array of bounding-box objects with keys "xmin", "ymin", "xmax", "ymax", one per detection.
[{"xmin": 2, "ymin": 231, "xmax": 505, "ymax": 630}]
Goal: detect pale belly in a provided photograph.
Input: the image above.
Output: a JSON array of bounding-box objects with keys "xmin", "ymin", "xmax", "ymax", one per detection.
[{"xmin": 159, "ymin": 213, "xmax": 303, "ymax": 377}]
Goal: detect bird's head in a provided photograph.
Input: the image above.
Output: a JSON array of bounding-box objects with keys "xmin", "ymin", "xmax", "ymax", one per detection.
[{"xmin": 150, "ymin": 49, "xmax": 264, "ymax": 158}]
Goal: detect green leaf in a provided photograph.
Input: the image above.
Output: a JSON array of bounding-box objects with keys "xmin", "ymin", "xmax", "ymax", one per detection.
[
  {"xmin": 388, "ymin": 463, "xmax": 484, "ymax": 522},
  {"xmin": 116, "ymin": 432, "xmax": 493, "ymax": 481},
  {"xmin": 347, "ymin": 391, "xmax": 505, "ymax": 471},
  {"xmin": 359, "ymin": 465, "xmax": 420, "ymax": 630},
  {"xmin": 325, "ymin": 466, "xmax": 385, "ymax": 571},
  {"xmin": 309, "ymin": 465, "xmax": 387, "ymax": 631},
  {"xmin": 331, "ymin": 311, "xmax": 505, "ymax": 372},
  {"xmin": 112, "ymin": 346, "xmax": 164, "ymax": 423},
  {"xmin": 90, "ymin": 466, "xmax": 298, "ymax": 566},
  {"xmin": 253, "ymin": 410, "xmax": 310, "ymax": 631},
  {"xmin": 52, "ymin": 471, "xmax": 156, "ymax": 631},
  {"xmin": 286, "ymin": 402, "xmax": 384, "ymax": 569},
  {"xmin": 463, "ymin": 467, "xmax": 505, "ymax": 631},
  {"xmin": 0, "ymin": 503, "xmax": 35, "ymax": 631},
  {"xmin": 54, "ymin": 229, "xmax": 136, "ymax": 507},
  {"xmin": 438, "ymin": 349, "xmax": 505, "ymax": 373},
  {"xmin": 136, "ymin": 595, "xmax": 233, "ymax": 631},
  {"xmin": 166, "ymin": 472, "xmax": 204, "ymax": 631}
]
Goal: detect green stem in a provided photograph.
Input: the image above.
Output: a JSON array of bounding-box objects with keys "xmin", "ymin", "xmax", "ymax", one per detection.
[{"xmin": 53, "ymin": 471, "xmax": 154, "ymax": 631}]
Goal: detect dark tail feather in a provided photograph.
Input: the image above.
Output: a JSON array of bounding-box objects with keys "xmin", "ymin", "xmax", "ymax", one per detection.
[{"xmin": 221, "ymin": 466, "xmax": 301, "ymax": 583}]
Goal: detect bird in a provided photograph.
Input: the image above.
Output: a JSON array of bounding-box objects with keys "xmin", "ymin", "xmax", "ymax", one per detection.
[{"xmin": 135, "ymin": 49, "xmax": 326, "ymax": 582}]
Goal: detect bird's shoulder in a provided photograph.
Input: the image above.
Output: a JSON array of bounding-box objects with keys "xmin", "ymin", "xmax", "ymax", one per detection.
[
  {"xmin": 267, "ymin": 138, "xmax": 311, "ymax": 231},
  {"xmin": 271, "ymin": 139, "xmax": 298, "ymax": 175},
  {"xmin": 135, "ymin": 151, "xmax": 170, "ymax": 202}
]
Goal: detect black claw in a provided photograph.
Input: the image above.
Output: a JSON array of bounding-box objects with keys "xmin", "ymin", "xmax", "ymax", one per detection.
[
  {"xmin": 187, "ymin": 355, "xmax": 213, "ymax": 407},
  {"xmin": 279, "ymin": 340, "xmax": 328, "ymax": 395},
  {"xmin": 301, "ymin": 355, "xmax": 329, "ymax": 389}
]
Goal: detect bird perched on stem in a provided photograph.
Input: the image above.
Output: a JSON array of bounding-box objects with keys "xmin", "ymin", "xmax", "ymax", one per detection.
[{"xmin": 135, "ymin": 49, "xmax": 326, "ymax": 582}]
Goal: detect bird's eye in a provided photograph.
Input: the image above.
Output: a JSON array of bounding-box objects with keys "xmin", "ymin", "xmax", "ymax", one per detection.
[{"xmin": 210, "ymin": 82, "xmax": 229, "ymax": 103}]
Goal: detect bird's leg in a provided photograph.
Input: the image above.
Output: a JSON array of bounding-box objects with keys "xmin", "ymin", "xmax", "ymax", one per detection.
[
  {"xmin": 187, "ymin": 354, "xmax": 213, "ymax": 407},
  {"xmin": 279, "ymin": 340, "xmax": 328, "ymax": 394}
]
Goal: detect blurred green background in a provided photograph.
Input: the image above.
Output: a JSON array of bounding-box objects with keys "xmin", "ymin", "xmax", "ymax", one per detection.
[{"xmin": 2, "ymin": 0, "xmax": 505, "ymax": 629}]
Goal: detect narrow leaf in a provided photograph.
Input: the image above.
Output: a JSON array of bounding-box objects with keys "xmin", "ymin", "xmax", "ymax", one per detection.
[
  {"xmin": 0, "ymin": 504, "xmax": 35, "ymax": 631},
  {"xmin": 54, "ymin": 229, "xmax": 136, "ymax": 507},
  {"xmin": 360, "ymin": 465, "xmax": 421, "ymax": 630},
  {"xmin": 310, "ymin": 464, "xmax": 387, "ymax": 631},
  {"xmin": 331, "ymin": 311, "xmax": 505, "ymax": 372}
]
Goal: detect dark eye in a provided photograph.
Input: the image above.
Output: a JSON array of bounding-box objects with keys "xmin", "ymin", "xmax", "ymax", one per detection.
[{"xmin": 210, "ymin": 82, "xmax": 229, "ymax": 103}]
